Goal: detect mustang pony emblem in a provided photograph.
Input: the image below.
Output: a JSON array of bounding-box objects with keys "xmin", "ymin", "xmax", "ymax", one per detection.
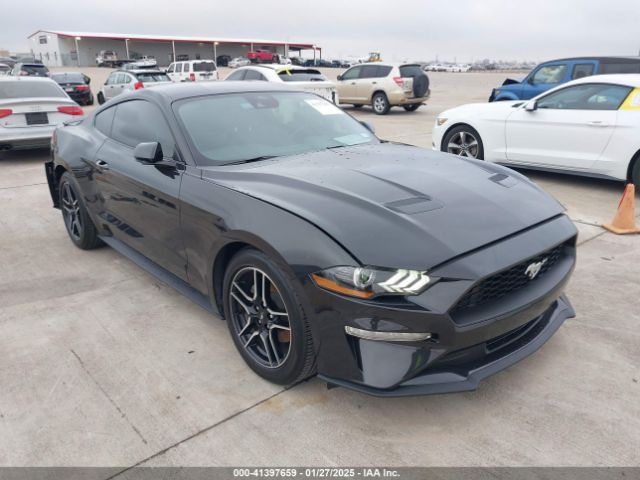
[{"xmin": 525, "ymin": 258, "xmax": 548, "ymax": 280}]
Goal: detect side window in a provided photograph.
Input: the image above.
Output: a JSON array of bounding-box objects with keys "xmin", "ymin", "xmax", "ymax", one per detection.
[
  {"xmin": 226, "ymin": 70, "xmax": 247, "ymax": 81},
  {"xmin": 167, "ymin": 64, "xmax": 175, "ymax": 73},
  {"xmin": 359, "ymin": 65, "xmax": 380, "ymax": 79},
  {"xmin": 341, "ymin": 66, "xmax": 361, "ymax": 80},
  {"xmin": 114, "ymin": 73, "xmax": 126, "ymax": 84},
  {"xmin": 537, "ymin": 83, "xmax": 632, "ymax": 111},
  {"xmin": 110, "ymin": 100, "xmax": 175, "ymax": 157},
  {"xmin": 94, "ymin": 106, "xmax": 116, "ymax": 137},
  {"xmin": 244, "ymin": 70, "xmax": 266, "ymax": 81},
  {"xmin": 572, "ymin": 64, "xmax": 594, "ymax": 80},
  {"xmin": 530, "ymin": 64, "xmax": 567, "ymax": 85},
  {"xmin": 106, "ymin": 73, "xmax": 118, "ymax": 85},
  {"xmin": 123, "ymin": 74, "xmax": 132, "ymax": 84},
  {"xmin": 376, "ymin": 65, "xmax": 393, "ymax": 77},
  {"xmin": 181, "ymin": 63, "xmax": 187, "ymax": 73}
]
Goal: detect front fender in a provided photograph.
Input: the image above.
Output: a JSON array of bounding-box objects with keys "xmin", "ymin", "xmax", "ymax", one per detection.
[{"xmin": 493, "ymin": 91, "xmax": 520, "ymax": 101}]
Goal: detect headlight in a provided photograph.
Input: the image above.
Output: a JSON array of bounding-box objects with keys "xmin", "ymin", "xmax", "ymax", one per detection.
[
  {"xmin": 436, "ymin": 117, "xmax": 448, "ymax": 126},
  {"xmin": 311, "ymin": 266, "xmax": 435, "ymax": 299}
]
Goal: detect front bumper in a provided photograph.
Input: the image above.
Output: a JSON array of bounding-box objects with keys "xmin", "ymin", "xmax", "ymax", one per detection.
[
  {"xmin": 320, "ymin": 294, "xmax": 574, "ymax": 396},
  {"xmin": 306, "ymin": 215, "xmax": 577, "ymax": 397}
]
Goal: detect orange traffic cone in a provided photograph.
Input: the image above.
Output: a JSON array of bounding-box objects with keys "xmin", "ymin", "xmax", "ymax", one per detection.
[{"xmin": 602, "ymin": 183, "xmax": 640, "ymax": 234}]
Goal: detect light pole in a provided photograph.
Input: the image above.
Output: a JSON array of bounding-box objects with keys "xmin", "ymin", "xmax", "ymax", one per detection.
[
  {"xmin": 125, "ymin": 39, "xmax": 130, "ymax": 59},
  {"xmin": 214, "ymin": 41, "xmax": 219, "ymax": 61}
]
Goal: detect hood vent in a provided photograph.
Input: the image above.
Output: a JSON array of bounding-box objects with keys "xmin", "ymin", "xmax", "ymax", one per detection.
[{"xmin": 385, "ymin": 196, "xmax": 443, "ymax": 215}]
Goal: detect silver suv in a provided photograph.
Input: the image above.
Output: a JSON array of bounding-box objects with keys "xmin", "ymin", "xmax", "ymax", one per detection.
[{"xmin": 336, "ymin": 63, "xmax": 430, "ymax": 114}]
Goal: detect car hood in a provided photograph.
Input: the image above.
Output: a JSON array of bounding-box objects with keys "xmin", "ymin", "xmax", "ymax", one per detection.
[
  {"xmin": 201, "ymin": 144, "xmax": 565, "ymax": 270},
  {"xmin": 441, "ymin": 100, "xmax": 522, "ymax": 118},
  {"xmin": 501, "ymin": 76, "xmax": 525, "ymax": 86}
]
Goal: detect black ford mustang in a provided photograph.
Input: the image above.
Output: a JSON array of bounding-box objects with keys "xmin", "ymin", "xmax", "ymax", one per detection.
[{"xmin": 45, "ymin": 82, "xmax": 577, "ymax": 396}]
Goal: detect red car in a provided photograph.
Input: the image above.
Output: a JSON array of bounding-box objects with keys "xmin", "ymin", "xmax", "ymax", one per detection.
[{"xmin": 247, "ymin": 49, "xmax": 276, "ymax": 63}]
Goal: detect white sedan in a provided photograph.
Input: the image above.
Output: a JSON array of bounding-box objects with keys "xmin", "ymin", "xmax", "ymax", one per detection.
[
  {"xmin": 0, "ymin": 77, "xmax": 83, "ymax": 151},
  {"xmin": 432, "ymin": 74, "xmax": 640, "ymax": 188},
  {"xmin": 225, "ymin": 64, "xmax": 339, "ymax": 104}
]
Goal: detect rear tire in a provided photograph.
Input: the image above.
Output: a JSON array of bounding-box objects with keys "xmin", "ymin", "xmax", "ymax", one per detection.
[
  {"xmin": 86, "ymin": 94, "xmax": 94, "ymax": 106},
  {"xmin": 97, "ymin": 92, "xmax": 105, "ymax": 105},
  {"xmin": 403, "ymin": 104, "xmax": 420, "ymax": 112},
  {"xmin": 372, "ymin": 92, "xmax": 390, "ymax": 115},
  {"xmin": 223, "ymin": 248, "xmax": 316, "ymax": 385},
  {"xmin": 58, "ymin": 172, "xmax": 103, "ymax": 250}
]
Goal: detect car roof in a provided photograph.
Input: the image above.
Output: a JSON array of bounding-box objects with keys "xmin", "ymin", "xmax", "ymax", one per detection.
[
  {"xmin": 0, "ymin": 76, "xmax": 55, "ymax": 83},
  {"xmin": 568, "ymin": 73, "xmax": 640, "ymax": 88},
  {"xmin": 114, "ymin": 69, "xmax": 166, "ymax": 74},
  {"xmin": 119, "ymin": 80, "xmax": 298, "ymax": 103},
  {"xmin": 540, "ymin": 56, "xmax": 640, "ymax": 64}
]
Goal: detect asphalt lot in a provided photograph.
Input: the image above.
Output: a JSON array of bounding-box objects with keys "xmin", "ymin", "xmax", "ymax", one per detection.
[{"xmin": 0, "ymin": 67, "xmax": 638, "ymax": 468}]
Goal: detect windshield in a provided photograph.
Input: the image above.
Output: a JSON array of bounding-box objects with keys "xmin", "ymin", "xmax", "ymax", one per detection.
[
  {"xmin": 0, "ymin": 80, "xmax": 65, "ymax": 99},
  {"xmin": 51, "ymin": 73, "xmax": 85, "ymax": 83},
  {"xmin": 22, "ymin": 64, "xmax": 49, "ymax": 75},
  {"xmin": 277, "ymin": 69, "xmax": 327, "ymax": 82},
  {"xmin": 136, "ymin": 72, "xmax": 171, "ymax": 82},
  {"xmin": 174, "ymin": 91, "xmax": 377, "ymax": 165},
  {"xmin": 193, "ymin": 62, "xmax": 216, "ymax": 72}
]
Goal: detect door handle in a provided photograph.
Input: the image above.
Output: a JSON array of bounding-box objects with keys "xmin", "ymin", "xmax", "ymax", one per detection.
[
  {"xmin": 372, "ymin": 81, "xmax": 377, "ymax": 85},
  {"xmin": 351, "ymin": 82, "xmax": 356, "ymax": 85},
  {"xmin": 587, "ymin": 121, "xmax": 608, "ymax": 127},
  {"xmin": 95, "ymin": 159, "xmax": 110, "ymax": 170}
]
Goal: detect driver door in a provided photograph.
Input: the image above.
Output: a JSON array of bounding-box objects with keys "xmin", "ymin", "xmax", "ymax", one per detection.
[
  {"xmin": 337, "ymin": 66, "xmax": 362, "ymax": 103},
  {"xmin": 523, "ymin": 63, "xmax": 568, "ymax": 99},
  {"xmin": 505, "ymin": 83, "xmax": 628, "ymax": 170}
]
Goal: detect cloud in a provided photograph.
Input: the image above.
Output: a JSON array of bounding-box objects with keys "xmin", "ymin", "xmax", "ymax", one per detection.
[{"xmin": 1, "ymin": 0, "xmax": 639, "ymax": 61}]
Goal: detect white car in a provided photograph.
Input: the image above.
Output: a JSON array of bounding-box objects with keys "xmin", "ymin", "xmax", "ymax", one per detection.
[
  {"xmin": 433, "ymin": 74, "xmax": 640, "ymax": 188},
  {"xmin": 166, "ymin": 60, "xmax": 218, "ymax": 82},
  {"xmin": 98, "ymin": 69, "xmax": 172, "ymax": 104},
  {"xmin": 228, "ymin": 57, "xmax": 251, "ymax": 68},
  {"xmin": 225, "ymin": 65, "xmax": 339, "ymax": 104},
  {"xmin": 0, "ymin": 63, "xmax": 11, "ymax": 76},
  {"xmin": 0, "ymin": 77, "xmax": 83, "ymax": 151}
]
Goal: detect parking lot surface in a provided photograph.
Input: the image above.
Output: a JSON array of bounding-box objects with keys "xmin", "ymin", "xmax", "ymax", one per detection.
[{"xmin": 0, "ymin": 68, "xmax": 638, "ymax": 468}]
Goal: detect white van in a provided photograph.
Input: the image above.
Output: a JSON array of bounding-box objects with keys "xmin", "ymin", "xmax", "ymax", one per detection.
[{"xmin": 166, "ymin": 60, "xmax": 218, "ymax": 82}]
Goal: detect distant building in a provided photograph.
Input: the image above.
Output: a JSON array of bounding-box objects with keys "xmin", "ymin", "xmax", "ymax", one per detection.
[{"xmin": 27, "ymin": 30, "xmax": 321, "ymax": 67}]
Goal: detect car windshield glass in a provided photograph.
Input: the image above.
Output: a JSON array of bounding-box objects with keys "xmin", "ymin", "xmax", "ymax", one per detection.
[
  {"xmin": 174, "ymin": 91, "xmax": 378, "ymax": 165},
  {"xmin": 136, "ymin": 72, "xmax": 171, "ymax": 82},
  {"xmin": 193, "ymin": 62, "xmax": 216, "ymax": 72},
  {"xmin": 0, "ymin": 81, "xmax": 65, "ymax": 99},
  {"xmin": 50, "ymin": 73, "xmax": 85, "ymax": 83},
  {"xmin": 277, "ymin": 69, "xmax": 327, "ymax": 82}
]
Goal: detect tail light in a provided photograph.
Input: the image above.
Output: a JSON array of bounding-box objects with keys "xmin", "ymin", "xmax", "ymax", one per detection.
[
  {"xmin": 57, "ymin": 105, "xmax": 84, "ymax": 116},
  {"xmin": 19, "ymin": 70, "xmax": 29, "ymax": 76},
  {"xmin": 75, "ymin": 85, "xmax": 90, "ymax": 91},
  {"xmin": 0, "ymin": 109, "xmax": 12, "ymax": 119},
  {"xmin": 392, "ymin": 76, "xmax": 404, "ymax": 87},
  {"xmin": 189, "ymin": 73, "xmax": 196, "ymax": 81},
  {"xmin": 51, "ymin": 129, "xmax": 57, "ymax": 148},
  {"xmin": 134, "ymin": 81, "xmax": 144, "ymax": 90}
]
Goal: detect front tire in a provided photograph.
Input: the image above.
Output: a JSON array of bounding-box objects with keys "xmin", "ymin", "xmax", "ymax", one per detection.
[
  {"xmin": 442, "ymin": 125, "xmax": 484, "ymax": 160},
  {"xmin": 372, "ymin": 92, "xmax": 390, "ymax": 115},
  {"xmin": 223, "ymin": 249, "xmax": 316, "ymax": 385},
  {"xmin": 97, "ymin": 92, "xmax": 105, "ymax": 105},
  {"xmin": 631, "ymin": 156, "xmax": 640, "ymax": 190},
  {"xmin": 59, "ymin": 172, "xmax": 103, "ymax": 250}
]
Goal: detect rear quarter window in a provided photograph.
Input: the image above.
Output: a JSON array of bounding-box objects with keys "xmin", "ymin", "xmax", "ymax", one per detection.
[
  {"xmin": 94, "ymin": 106, "xmax": 116, "ymax": 137},
  {"xmin": 193, "ymin": 62, "xmax": 216, "ymax": 72},
  {"xmin": 399, "ymin": 65, "xmax": 423, "ymax": 77},
  {"xmin": 600, "ymin": 62, "xmax": 640, "ymax": 74}
]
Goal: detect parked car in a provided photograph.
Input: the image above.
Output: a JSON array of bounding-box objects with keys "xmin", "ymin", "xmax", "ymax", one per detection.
[
  {"xmin": 225, "ymin": 65, "xmax": 338, "ymax": 103},
  {"xmin": 247, "ymin": 49, "xmax": 276, "ymax": 63},
  {"xmin": 166, "ymin": 60, "xmax": 218, "ymax": 82},
  {"xmin": 336, "ymin": 63, "xmax": 430, "ymax": 114},
  {"xmin": 50, "ymin": 72, "xmax": 93, "ymax": 106},
  {"xmin": 11, "ymin": 62, "xmax": 50, "ymax": 77},
  {"xmin": 434, "ymin": 74, "xmax": 640, "ymax": 188},
  {"xmin": 0, "ymin": 77, "xmax": 83, "ymax": 151},
  {"xmin": 489, "ymin": 56, "xmax": 640, "ymax": 101},
  {"xmin": 45, "ymin": 81, "xmax": 577, "ymax": 396},
  {"xmin": 303, "ymin": 58, "xmax": 332, "ymax": 68},
  {"xmin": 98, "ymin": 69, "xmax": 172, "ymax": 104},
  {"xmin": 0, "ymin": 63, "xmax": 11, "ymax": 76},
  {"xmin": 129, "ymin": 55, "xmax": 157, "ymax": 69},
  {"xmin": 216, "ymin": 55, "xmax": 232, "ymax": 67},
  {"xmin": 0, "ymin": 57, "xmax": 17, "ymax": 68},
  {"xmin": 228, "ymin": 57, "xmax": 251, "ymax": 68},
  {"xmin": 96, "ymin": 50, "xmax": 119, "ymax": 67}
]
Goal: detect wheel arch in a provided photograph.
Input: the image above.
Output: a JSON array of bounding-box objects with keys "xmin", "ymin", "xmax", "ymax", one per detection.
[
  {"xmin": 369, "ymin": 89, "xmax": 387, "ymax": 103},
  {"xmin": 439, "ymin": 122, "xmax": 482, "ymax": 151}
]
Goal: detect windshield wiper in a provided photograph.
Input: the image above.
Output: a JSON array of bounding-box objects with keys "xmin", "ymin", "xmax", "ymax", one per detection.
[{"xmin": 223, "ymin": 155, "xmax": 279, "ymax": 166}]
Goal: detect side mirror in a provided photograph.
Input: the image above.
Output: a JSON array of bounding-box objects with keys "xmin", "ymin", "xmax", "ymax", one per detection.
[
  {"xmin": 134, "ymin": 142, "xmax": 163, "ymax": 163},
  {"xmin": 336, "ymin": 74, "xmax": 343, "ymax": 81},
  {"xmin": 524, "ymin": 100, "xmax": 537, "ymax": 111},
  {"xmin": 360, "ymin": 121, "xmax": 375, "ymax": 134}
]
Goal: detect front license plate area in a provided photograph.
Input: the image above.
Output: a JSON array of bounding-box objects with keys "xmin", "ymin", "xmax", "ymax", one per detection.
[{"xmin": 26, "ymin": 112, "xmax": 49, "ymax": 125}]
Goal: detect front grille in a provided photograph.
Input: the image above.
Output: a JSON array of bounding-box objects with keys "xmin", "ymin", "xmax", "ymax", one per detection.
[{"xmin": 453, "ymin": 243, "xmax": 565, "ymax": 312}]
